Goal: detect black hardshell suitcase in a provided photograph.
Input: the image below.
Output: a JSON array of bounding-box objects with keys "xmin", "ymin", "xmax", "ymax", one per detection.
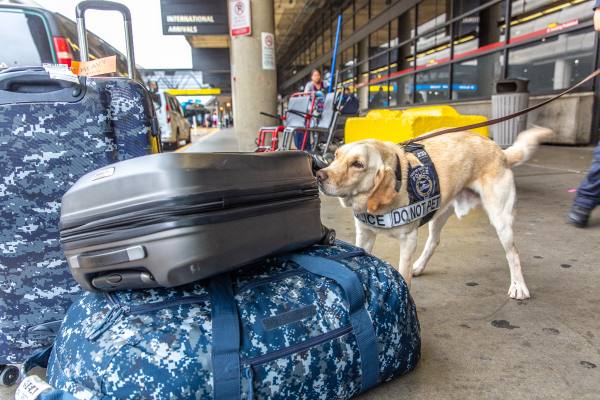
[
  {"xmin": 0, "ymin": 1, "xmax": 159, "ymax": 378},
  {"xmin": 59, "ymin": 152, "xmax": 329, "ymax": 291}
]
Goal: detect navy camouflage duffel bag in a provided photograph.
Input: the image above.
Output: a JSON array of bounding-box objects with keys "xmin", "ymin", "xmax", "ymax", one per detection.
[{"xmin": 35, "ymin": 242, "xmax": 420, "ymax": 399}]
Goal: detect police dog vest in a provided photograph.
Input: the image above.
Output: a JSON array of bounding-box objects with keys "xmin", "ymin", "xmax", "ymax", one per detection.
[{"xmin": 355, "ymin": 144, "xmax": 440, "ymax": 228}]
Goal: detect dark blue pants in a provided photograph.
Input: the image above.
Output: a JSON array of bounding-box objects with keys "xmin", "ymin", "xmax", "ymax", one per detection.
[
  {"xmin": 294, "ymin": 130, "xmax": 311, "ymax": 149},
  {"xmin": 574, "ymin": 142, "xmax": 600, "ymax": 210}
]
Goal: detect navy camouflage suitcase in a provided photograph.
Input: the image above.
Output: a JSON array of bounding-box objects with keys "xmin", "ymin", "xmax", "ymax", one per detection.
[
  {"xmin": 22, "ymin": 242, "xmax": 421, "ymax": 399},
  {"xmin": 0, "ymin": 1, "xmax": 159, "ymax": 384}
]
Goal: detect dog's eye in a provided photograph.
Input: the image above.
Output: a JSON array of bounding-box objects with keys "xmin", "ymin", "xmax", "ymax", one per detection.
[{"xmin": 351, "ymin": 160, "xmax": 364, "ymax": 169}]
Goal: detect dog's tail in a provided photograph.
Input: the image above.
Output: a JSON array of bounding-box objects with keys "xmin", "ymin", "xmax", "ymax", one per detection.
[{"xmin": 503, "ymin": 126, "xmax": 554, "ymax": 167}]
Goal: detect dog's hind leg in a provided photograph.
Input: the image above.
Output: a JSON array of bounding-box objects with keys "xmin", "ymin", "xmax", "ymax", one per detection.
[
  {"xmin": 477, "ymin": 171, "xmax": 530, "ymax": 300},
  {"xmin": 355, "ymin": 219, "xmax": 377, "ymax": 253},
  {"xmin": 412, "ymin": 205, "xmax": 453, "ymax": 277}
]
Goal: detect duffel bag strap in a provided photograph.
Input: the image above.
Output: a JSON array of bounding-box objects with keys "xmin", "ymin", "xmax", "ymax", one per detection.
[
  {"xmin": 287, "ymin": 254, "xmax": 380, "ymax": 392},
  {"xmin": 208, "ymin": 274, "xmax": 241, "ymax": 400},
  {"xmin": 22, "ymin": 346, "xmax": 53, "ymax": 375}
]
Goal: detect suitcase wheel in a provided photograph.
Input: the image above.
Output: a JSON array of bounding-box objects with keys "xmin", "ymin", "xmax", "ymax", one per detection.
[
  {"xmin": 0, "ymin": 364, "xmax": 19, "ymax": 386},
  {"xmin": 320, "ymin": 227, "xmax": 336, "ymax": 246}
]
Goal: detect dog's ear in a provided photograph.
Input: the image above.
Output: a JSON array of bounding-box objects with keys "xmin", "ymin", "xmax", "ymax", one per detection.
[{"xmin": 367, "ymin": 166, "xmax": 397, "ymax": 213}]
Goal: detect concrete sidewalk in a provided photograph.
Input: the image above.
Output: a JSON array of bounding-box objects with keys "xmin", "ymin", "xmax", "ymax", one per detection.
[
  {"xmin": 4, "ymin": 144, "xmax": 599, "ymax": 399},
  {"xmin": 184, "ymin": 127, "xmax": 239, "ymax": 152}
]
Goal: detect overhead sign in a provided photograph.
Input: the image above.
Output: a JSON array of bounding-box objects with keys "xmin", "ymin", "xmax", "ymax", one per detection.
[
  {"xmin": 414, "ymin": 84, "xmax": 478, "ymax": 91},
  {"xmin": 369, "ymin": 84, "xmax": 397, "ymax": 92},
  {"xmin": 166, "ymin": 88, "xmax": 222, "ymax": 96},
  {"xmin": 229, "ymin": 0, "xmax": 251, "ymax": 37},
  {"xmin": 261, "ymin": 32, "xmax": 275, "ymax": 70},
  {"xmin": 160, "ymin": 0, "xmax": 228, "ymax": 36}
]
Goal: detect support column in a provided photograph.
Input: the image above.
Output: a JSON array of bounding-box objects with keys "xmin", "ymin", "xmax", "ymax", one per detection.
[
  {"xmin": 396, "ymin": 13, "xmax": 412, "ymax": 105},
  {"xmin": 229, "ymin": 0, "xmax": 277, "ymax": 151},
  {"xmin": 554, "ymin": 58, "xmax": 572, "ymax": 90},
  {"xmin": 478, "ymin": 3, "xmax": 502, "ymax": 97},
  {"xmin": 358, "ymin": 38, "xmax": 369, "ymax": 111}
]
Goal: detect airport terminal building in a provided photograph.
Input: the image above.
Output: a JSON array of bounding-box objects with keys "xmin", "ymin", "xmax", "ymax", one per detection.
[{"xmin": 277, "ymin": 0, "xmax": 598, "ymax": 144}]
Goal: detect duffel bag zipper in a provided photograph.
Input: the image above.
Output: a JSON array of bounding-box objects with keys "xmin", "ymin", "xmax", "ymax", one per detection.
[
  {"xmin": 87, "ymin": 293, "xmax": 208, "ymax": 341},
  {"xmin": 117, "ymin": 266, "xmax": 306, "ymax": 315},
  {"xmin": 241, "ymin": 324, "xmax": 353, "ymax": 367},
  {"xmin": 236, "ymin": 266, "xmax": 307, "ymax": 293},
  {"xmin": 86, "ymin": 266, "xmax": 318, "ymax": 341},
  {"xmin": 127, "ymin": 295, "xmax": 209, "ymax": 314},
  {"xmin": 86, "ymin": 304, "xmax": 129, "ymax": 341}
]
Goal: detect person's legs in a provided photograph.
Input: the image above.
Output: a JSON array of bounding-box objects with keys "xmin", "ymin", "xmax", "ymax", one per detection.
[
  {"xmin": 569, "ymin": 143, "xmax": 600, "ymax": 226},
  {"xmin": 293, "ymin": 130, "xmax": 311, "ymax": 150}
]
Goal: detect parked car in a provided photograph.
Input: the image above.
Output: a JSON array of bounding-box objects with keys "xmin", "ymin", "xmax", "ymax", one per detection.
[
  {"xmin": 155, "ymin": 91, "xmax": 191, "ymax": 150},
  {"xmin": 0, "ymin": 1, "xmax": 139, "ymax": 79}
]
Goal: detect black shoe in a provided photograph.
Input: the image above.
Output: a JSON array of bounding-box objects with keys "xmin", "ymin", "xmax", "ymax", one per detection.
[{"xmin": 568, "ymin": 205, "xmax": 591, "ymax": 228}]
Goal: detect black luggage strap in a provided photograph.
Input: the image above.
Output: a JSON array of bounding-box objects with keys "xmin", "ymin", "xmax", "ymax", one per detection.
[
  {"xmin": 208, "ymin": 274, "xmax": 241, "ymax": 400},
  {"xmin": 287, "ymin": 254, "xmax": 380, "ymax": 392}
]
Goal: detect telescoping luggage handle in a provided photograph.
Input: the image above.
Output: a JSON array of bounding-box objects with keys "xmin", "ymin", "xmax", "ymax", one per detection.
[{"xmin": 75, "ymin": 1, "xmax": 136, "ymax": 80}]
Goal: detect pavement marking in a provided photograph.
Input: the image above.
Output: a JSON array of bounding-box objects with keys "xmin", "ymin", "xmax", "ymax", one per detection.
[
  {"xmin": 523, "ymin": 162, "xmax": 584, "ymax": 174},
  {"xmin": 175, "ymin": 143, "xmax": 192, "ymax": 152}
]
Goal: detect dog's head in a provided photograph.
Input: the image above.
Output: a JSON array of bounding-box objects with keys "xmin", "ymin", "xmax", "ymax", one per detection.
[{"xmin": 316, "ymin": 140, "xmax": 400, "ymax": 214}]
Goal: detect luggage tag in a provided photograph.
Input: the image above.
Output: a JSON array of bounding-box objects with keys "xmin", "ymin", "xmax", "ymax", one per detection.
[
  {"xmin": 15, "ymin": 375, "xmax": 53, "ymax": 400},
  {"xmin": 71, "ymin": 55, "xmax": 117, "ymax": 77},
  {"xmin": 42, "ymin": 63, "xmax": 79, "ymax": 84}
]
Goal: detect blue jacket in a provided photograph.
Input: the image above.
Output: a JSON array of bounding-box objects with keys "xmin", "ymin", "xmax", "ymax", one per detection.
[{"xmin": 595, "ymin": 0, "xmax": 600, "ymax": 9}]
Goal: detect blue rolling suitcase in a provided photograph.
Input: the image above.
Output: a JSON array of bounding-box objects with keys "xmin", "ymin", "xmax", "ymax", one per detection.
[{"xmin": 0, "ymin": 1, "xmax": 159, "ymax": 384}]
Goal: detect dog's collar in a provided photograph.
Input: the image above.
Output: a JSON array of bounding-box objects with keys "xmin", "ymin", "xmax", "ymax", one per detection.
[{"xmin": 394, "ymin": 155, "xmax": 402, "ymax": 191}]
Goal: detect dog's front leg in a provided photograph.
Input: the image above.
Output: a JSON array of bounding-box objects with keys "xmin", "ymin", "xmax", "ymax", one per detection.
[
  {"xmin": 398, "ymin": 228, "xmax": 418, "ymax": 288},
  {"xmin": 354, "ymin": 219, "xmax": 377, "ymax": 253}
]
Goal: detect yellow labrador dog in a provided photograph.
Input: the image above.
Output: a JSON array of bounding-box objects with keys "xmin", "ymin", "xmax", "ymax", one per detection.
[{"xmin": 316, "ymin": 127, "xmax": 553, "ymax": 300}]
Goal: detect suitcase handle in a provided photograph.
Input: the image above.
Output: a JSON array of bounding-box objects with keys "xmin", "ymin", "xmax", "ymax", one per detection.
[
  {"xmin": 70, "ymin": 245, "xmax": 146, "ymax": 269},
  {"xmin": 75, "ymin": 1, "xmax": 136, "ymax": 80},
  {"xmin": 0, "ymin": 69, "xmax": 85, "ymax": 105}
]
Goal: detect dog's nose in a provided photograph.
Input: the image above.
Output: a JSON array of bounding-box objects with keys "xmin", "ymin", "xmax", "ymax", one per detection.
[{"xmin": 316, "ymin": 170, "xmax": 328, "ymax": 182}]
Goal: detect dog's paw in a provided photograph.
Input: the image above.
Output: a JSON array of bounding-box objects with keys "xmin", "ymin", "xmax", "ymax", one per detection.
[
  {"xmin": 412, "ymin": 262, "xmax": 426, "ymax": 277},
  {"xmin": 508, "ymin": 281, "xmax": 530, "ymax": 300}
]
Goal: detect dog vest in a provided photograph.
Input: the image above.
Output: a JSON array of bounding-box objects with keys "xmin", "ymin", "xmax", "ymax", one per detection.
[{"xmin": 355, "ymin": 144, "xmax": 440, "ymax": 228}]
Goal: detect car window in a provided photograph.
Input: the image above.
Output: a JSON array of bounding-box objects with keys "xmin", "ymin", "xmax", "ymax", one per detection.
[
  {"xmin": 0, "ymin": 9, "xmax": 53, "ymax": 68},
  {"xmin": 54, "ymin": 13, "xmax": 134, "ymax": 78},
  {"xmin": 167, "ymin": 96, "xmax": 176, "ymax": 113},
  {"xmin": 169, "ymin": 96, "xmax": 183, "ymax": 115}
]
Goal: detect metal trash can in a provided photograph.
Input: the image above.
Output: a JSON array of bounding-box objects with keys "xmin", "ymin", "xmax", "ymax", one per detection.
[{"xmin": 491, "ymin": 78, "xmax": 529, "ymax": 148}]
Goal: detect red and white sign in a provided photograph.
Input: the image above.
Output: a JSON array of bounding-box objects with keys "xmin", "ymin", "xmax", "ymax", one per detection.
[
  {"xmin": 262, "ymin": 32, "xmax": 275, "ymax": 70},
  {"xmin": 230, "ymin": 0, "xmax": 251, "ymax": 37},
  {"xmin": 546, "ymin": 19, "xmax": 579, "ymax": 34}
]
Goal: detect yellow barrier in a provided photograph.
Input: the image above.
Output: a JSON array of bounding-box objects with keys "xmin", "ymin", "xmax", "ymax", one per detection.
[{"xmin": 345, "ymin": 105, "xmax": 488, "ymax": 144}]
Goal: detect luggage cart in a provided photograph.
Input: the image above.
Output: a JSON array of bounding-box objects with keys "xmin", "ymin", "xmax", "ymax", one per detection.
[
  {"xmin": 255, "ymin": 92, "xmax": 316, "ymax": 153},
  {"xmin": 256, "ymin": 111, "xmax": 284, "ymax": 152},
  {"xmin": 256, "ymin": 90, "xmax": 352, "ymax": 159}
]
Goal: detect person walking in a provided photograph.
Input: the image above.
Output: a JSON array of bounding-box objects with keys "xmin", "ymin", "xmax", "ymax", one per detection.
[{"xmin": 567, "ymin": 2, "xmax": 600, "ymax": 227}]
